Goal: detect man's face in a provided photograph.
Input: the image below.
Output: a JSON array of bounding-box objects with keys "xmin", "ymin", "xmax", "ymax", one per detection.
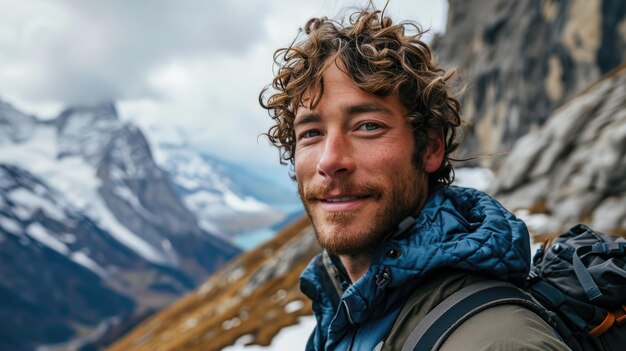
[{"xmin": 293, "ymin": 60, "xmax": 433, "ymax": 257}]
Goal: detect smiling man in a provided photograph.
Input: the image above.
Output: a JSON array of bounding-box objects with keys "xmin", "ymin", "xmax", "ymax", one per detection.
[
  {"xmin": 260, "ymin": 8, "xmax": 568, "ymax": 351},
  {"xmin": 293, "ymin": 60, "xmax": 443, "ymax": 283}
]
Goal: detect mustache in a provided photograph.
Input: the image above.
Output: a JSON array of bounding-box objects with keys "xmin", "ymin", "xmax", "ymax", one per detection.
[{"xmin": 300, "ymin": 180, "xmax": 384, "ymax": 201}]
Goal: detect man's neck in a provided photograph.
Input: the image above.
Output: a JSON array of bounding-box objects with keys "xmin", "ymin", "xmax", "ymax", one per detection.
[{"xmin": 339, "ymin": 253, "xmax": 373, "ymax": 283}]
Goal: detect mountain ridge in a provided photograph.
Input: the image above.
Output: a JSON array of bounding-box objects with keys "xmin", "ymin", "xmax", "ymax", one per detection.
[
  {"xmin": 432, "ymin": 0, "xmax": 626, "ymax": 167},
  {"xmin": 1, "ymin": 100, "xmax": 259, "ymax": 350}
]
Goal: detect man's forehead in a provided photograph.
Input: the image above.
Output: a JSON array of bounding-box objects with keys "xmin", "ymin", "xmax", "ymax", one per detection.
[
  {"xmin": 292, "ymin": 58, "xmax": 406, "ymax": 123},
  {"xmin": 292, "ymin": 58, "xmax": 351, "ymax": 111}
]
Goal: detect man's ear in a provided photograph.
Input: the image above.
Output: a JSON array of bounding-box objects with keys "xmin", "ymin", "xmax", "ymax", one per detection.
[{"xmin": 423, "ymin": 130, "xmax": 445, "ymax": 173}]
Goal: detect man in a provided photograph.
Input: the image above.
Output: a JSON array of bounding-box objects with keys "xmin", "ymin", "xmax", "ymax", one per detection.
[{"xmin": 260, "ymin": 9, "xmax": 569, "ymax": 351}]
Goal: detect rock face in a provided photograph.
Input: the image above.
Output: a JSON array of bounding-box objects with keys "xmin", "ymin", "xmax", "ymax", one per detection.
[
  {"xmin": 109, "ymin": 215, "xmax": 320, "ymax": 351},
  {"xmin": 432, "ymin": 0, "xmax": 626, "ymax": 166},
  {"xmin": 490, "ymin": 64, "xmax": 626, "ymax": 236}
]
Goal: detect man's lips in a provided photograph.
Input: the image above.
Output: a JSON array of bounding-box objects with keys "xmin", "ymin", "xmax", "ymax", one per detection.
[
  {"xmin": 301, "ymin": 181, "xmax": 383, "ymax": 212},
  {"xmin": 321, "ymin": 195, "xmax": 368, "ymax": 202},
  {"xmin": 316, "ymin": 195, "xmax": 372, "ymax": 212}
]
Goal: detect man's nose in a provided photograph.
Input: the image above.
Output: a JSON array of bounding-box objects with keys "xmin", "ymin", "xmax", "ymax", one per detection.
[{"xmin": 316, "ymin": 133, "xmax": 355, "ymax": 177}]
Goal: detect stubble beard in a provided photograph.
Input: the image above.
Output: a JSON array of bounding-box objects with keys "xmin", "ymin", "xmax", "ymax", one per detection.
[{"xmin": 299, "ymin": 176, "xmax": 424, "ymax": 257}]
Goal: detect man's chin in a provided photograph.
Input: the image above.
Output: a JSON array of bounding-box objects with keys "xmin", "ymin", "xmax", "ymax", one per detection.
[{"xmin": 313, "ymin": 225, "xmax": 382, "ymax": 257}]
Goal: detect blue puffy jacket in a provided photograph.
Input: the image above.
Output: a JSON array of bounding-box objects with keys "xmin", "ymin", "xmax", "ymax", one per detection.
[{"xmin": 300, "ymin": 186, "xmax": 531, "ymax": 351}]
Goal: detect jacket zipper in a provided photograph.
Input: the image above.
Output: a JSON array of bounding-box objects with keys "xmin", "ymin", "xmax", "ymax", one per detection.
[
  {"xmin": 347, "ymin": 326, "xmax": 358, "ymax": 351},
  {"xmin": 343, "ymin": 300, "xmax": 357, "ymax": 351}
]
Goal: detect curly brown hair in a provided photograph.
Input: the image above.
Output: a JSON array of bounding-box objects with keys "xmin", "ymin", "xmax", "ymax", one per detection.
[{"xmin": 259, "ymin": 9, "xmax": 462, "ymax": 189}]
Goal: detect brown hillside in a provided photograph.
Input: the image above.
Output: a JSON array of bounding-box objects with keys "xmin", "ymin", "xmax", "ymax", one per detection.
[{"xmin": 109, "ymin": 215, "xmax": 320, "ymax": 351}]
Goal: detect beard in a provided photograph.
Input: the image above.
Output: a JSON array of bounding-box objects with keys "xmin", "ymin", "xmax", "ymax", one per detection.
[{"xmin": 298, "ymin": 174, "xmax": 425, "ymax": 257}]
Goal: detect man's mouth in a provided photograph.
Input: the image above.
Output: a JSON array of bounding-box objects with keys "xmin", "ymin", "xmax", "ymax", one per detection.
[
  {"xmin": 301, "ymin": 182, "xmax": 383, "ymax": 212},
  {"xmin": 314, "ymin": 195, "xmax": 373, "ymax": 212},
  {"xmin": 322, "ymin": 196, "xmax": 367, "ymax": 202}
]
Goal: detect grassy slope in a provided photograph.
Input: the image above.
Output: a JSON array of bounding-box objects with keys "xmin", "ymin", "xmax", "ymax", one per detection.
[{"xmin": 109, "ymin": 215, "xmax": 320, "ymax": 351}]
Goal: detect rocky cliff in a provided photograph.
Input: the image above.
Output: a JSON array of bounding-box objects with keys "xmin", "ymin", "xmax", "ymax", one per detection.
[
  {"xmin": 432, "ymin": 0, "xmax": 626, "ymax": 166},
  {"xmin": 490, "ymin": 64, "xmax": 626, "ymax": 237}
]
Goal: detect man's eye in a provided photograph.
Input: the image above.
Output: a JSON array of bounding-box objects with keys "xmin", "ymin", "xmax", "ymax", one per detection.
[
  {"xmin": 300, "ymin": 130, "xmax": 322, "ymax": 139},
  {"xmin": 359, "ymin": 122, "xmax": 381, "ymax": 131}
]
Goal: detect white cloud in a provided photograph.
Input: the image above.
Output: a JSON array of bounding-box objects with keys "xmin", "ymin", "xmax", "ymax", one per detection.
[{"xmin": 0, "ymin": 0, "xmax": 268, "ymax": 104}]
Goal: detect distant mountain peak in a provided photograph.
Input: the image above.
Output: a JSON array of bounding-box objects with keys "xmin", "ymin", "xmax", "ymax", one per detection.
[
  {"xmin": 52, "ymin": 102, "xmax": 127, "ymax": 164},
  {"xmin": 55, "ymin": 102, "xmax": 118, "ymax": 132},
  {"xmin": 59, "ymin": 102, "xmax": 118, "ymax": 118},
  {"xmin": 0, "ymin": 99, "xmax": 37, "ymax": 144}
]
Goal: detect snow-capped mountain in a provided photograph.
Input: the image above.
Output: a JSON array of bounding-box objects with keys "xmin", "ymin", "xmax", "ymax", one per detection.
[
  {"xmin": 154, "ymin": 142, "xmax": 298, "ymax": 240},
  {"xmin": 1, "ymin": 163, "xmax": 136, "ymax": 350},
  {"xmin": 0, "ymin": 100, "xmax": 37, "ymax": 144},
  {"xmin": 0, "ymin": 99, "xmax": 242, "ymax": 350}
]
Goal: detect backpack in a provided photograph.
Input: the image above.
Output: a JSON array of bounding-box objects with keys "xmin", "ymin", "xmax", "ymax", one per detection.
[{"xmin": 400, "ymin": 224, "xmax": 626, "ymax": 351}]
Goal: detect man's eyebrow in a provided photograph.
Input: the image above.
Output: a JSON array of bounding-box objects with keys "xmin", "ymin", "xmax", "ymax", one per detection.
[
  {"xmin": 294, "ymin": 113, "xmax": 321, "ymax": 128},
  {"xmin": 294, "ymin": 103, "xmax": 392, "ymax": 128},
  {"xmin": 345, "ymin": 103, "xmax": 393, "ymax": 116}
]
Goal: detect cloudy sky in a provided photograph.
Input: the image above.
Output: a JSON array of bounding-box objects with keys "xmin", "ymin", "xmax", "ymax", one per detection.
[{"xmin": 0, "ymin": 0, "xmax": 447, "ymax": 183}]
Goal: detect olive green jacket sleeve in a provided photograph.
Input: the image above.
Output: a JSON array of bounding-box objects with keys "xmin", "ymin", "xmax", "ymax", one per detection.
[{"xmin": 381, "ymin": 270, "xmax": 571, "ymax": 351}]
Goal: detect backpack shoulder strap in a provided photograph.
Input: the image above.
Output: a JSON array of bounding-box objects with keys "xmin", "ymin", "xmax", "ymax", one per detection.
[{"xmin": 400, "ymin": 280, "xmax": 549, "ymax": 351}]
